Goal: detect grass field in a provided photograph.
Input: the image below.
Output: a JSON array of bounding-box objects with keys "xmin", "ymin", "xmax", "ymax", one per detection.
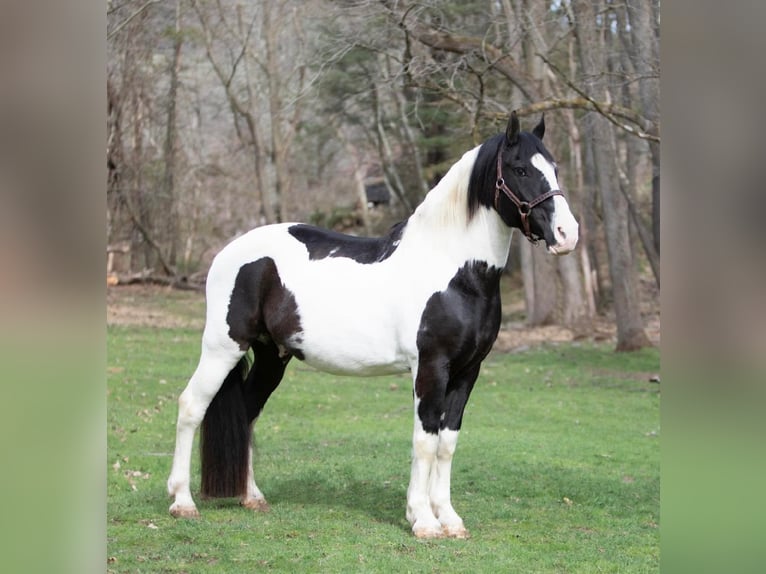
[{"xmin": 107, "ymin": 322, "xmax": 659, "ymax": 573}]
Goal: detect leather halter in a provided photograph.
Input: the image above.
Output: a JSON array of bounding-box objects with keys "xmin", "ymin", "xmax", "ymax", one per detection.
[{"xmin": 494, "ymin": 149, "xmax": 563, "ymax": 243}]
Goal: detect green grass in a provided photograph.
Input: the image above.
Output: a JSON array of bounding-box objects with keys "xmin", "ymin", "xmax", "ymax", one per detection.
[{"xmin": 107, "ymin": 325, "xmax": 659, "ymax": 573}]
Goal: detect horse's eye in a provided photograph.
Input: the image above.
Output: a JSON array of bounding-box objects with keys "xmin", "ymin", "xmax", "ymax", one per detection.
[{"xmin": 512, "ymin": 167, "xmax": 527, "ymax": 177}]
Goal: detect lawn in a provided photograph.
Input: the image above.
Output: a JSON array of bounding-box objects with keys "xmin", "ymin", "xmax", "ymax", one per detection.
[{"xmin": 107, "ymin": 324, "xmax": 659, "ymax": 573}]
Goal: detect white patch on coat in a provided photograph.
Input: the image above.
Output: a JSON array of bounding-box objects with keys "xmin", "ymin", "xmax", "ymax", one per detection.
[
  {"xmin": 406, "ymin": 401, "xmax": 441, "ymax": 533},
  {"xmin": 530, "ymin": 153, "xmax": 579, "ymax": 254},
  {"xmin": 430, "ymin": 428, "xmax": 466, "ymax": 535}
]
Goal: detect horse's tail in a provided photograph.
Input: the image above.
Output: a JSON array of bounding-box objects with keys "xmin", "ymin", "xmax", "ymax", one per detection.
[{"xmin": 200, "ymin": 356, "xmax": 252, "ymax": 498}]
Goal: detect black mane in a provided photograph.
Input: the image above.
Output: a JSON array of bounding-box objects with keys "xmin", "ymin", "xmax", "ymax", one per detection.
[{"xmin": 467, "ymin": 134, "xmax": 504, "ymax": 218}]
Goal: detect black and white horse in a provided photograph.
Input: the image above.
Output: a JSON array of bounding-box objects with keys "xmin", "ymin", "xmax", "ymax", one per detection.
[{"xmin": 167, "ymin": 111, "xmax": 578, "ymax": 539}]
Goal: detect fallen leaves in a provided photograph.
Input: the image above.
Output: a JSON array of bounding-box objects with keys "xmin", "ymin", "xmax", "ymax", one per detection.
[{"xmin": 111, "ymin": 459, "xmax": 151, "ymax": 491}]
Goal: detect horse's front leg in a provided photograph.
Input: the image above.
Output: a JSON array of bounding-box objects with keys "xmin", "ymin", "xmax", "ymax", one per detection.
[
  {"xmin": 406, "ymin": 418, "xmax": 467, "ymax": 539},
  {"xmin": 407, "ymin": 356, "xmax": 454, "ymax": 539},
  {"xmin": 406, "ymin": 404, "xmax": 443, "ymax": 538},
  {"xmin": 429, "ymin": 428, "xmax": 468, "ymax": 538},
  {"xmin": 427, "ymin": 364, "xmax": 480, "ymax": 538}
]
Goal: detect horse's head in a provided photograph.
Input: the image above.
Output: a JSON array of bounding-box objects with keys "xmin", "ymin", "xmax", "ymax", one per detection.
[{"xmin": 495, "ymin": 112, "xmax": 579, "ymax": 255}]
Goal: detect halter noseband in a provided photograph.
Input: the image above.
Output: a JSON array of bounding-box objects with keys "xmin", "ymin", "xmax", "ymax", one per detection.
[{"xmin": 494, "ymin": 150, "xmax": 563, "ymax": 243}]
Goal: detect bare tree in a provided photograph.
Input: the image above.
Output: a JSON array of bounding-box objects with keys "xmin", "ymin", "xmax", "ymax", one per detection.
[
  {"xmin": 161, "ymin": 0, "xmax": 184, "ymax": 267},
  {"xmin": 571, "ymin": 0, "xmax": 651, "ymax": 350},
  {"xmin": 108, "ymin": 1, "xmax": 175, "ymax": 275}
]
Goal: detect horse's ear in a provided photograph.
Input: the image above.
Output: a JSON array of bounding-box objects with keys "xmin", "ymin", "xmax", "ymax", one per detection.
[
  {"xmin": 532, "ymin": 114, "xmax": 545, "ymax": 140},
  {"xmin": 505, "ymin": 111, "xmax": 520, "ymax": 146}
]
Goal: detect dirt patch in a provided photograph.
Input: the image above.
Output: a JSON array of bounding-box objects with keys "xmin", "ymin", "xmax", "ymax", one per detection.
[
  {"xmin": 107, "ymin": 284, "xmax": 204, "ymax": 330},
  {"xmin": 493, "ymin": 314, "xmax": 659, "ymax": 353}
]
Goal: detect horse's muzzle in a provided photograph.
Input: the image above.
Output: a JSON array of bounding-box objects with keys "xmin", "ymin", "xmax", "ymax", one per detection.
[{"xmin": 547, "ymin": 221, "xmax": 579, "ymax": 255}]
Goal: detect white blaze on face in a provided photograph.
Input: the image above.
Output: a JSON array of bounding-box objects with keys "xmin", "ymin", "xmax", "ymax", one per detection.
[{"xmin": 530, "ymin": 153, "xmax": 579, "ymax": 254}]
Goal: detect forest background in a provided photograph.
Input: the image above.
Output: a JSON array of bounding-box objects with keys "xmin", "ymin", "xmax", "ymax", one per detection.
[{"xmin": 107, "ymin": 0, "xmax": 660, "ymax": 351}]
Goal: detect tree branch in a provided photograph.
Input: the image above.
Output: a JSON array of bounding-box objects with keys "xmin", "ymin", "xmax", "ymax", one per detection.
[
  {"xmin": 389, "ymin": 0, "xmax": 540, "ymax": 102},
  {"xmin": 107, "ymin": 0, "xmax": 161, "ymax": 41},
  {"xmin": 117, "ymin": 186, "xmax": 175, "ymax": 276},
  {"xmin": 496, "ymin": 98, "xmax": 649, "ymax": 130},
  {"xmin": 537, "ymin": 53, "xmax": 660, "ymax": 143}
]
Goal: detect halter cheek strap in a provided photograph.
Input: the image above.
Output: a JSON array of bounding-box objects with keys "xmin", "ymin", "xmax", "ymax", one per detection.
[{"xmin": 494, "ymin": 150, "xmax": 563, "ymax": 243}]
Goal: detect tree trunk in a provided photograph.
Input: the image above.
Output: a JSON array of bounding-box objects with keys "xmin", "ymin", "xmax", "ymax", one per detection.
[
  {"xmin": 508, "ymin": 0, "xmax": 588, "ymax": 330},
  {"xmin": 263, "ymin": 1, "xmax": 285, "ymax": 223},
  {"xmin": 507, "ymin": 0, "xmax": 558, "ymax": 326},
  {"xmin": 625, "ymin": 0, "xmax": 660, "ymax": 256},
  {"xmin": 161, "ymin": 0, "xmax": 183, "ymax": 269},
  {"xmin": 521, "ymin": 241, "xmax": 559, "ymax": 326},
  {"xmin": 562, "ymin": 105, "xmax": 596, "ymax": 319},
  {"xmin": 573, "ymin": 0, "xmax": 651, "ymax": 351},
  {"xmin": 232, "ymin": 4, "xmax": 269, "ymax": 224}
]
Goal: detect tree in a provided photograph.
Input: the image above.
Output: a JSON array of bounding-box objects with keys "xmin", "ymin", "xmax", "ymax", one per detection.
[
  {"xmin": 571, "ymin": 0, "xmax": 651, "ymax": 350},
  {"xmin": 108, "ymin": 0, "xmax": 176, "ymax": 275}
]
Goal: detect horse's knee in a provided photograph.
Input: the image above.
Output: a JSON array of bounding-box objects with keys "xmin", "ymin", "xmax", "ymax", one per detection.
[
  {"xmin": 412, "ymin": 426, "xmax": 439, "ymax": 460},
  {"xmin": 437, "ymin": 429, "xmax": 460, "ymax": 459}
]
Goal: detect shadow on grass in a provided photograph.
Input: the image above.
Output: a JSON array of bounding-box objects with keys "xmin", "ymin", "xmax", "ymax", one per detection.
[
  {"xmin": 266, "ymin": 474, "xmax": 407, "ymax": 528},
  {"xmin": 156, "ymin": 472, "xmax": 409, "ymax": 531}
]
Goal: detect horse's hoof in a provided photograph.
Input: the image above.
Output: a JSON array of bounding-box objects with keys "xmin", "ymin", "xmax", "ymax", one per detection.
[
  {"xmin": 240, "ymin": 497, "xmax": 270, "ymax": 512},
  {"xmin": 412, "ymin": 521, "xmax": 444, "ymax": 539},
  {"xmin": 442, "ymin": 524, "xmax": 470, "ymax": 539},
  {"xmin": 169, "ymin": 503, "xmax": 200, "ymax": 519}
]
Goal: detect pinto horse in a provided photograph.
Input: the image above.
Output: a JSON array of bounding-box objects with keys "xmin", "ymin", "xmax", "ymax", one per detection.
[{"xmin": 167, "ymin": 111, "xmax": 579, "ymax": 539}]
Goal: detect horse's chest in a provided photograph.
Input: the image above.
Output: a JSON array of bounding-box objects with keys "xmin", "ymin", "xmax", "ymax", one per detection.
[{"xmin": 415, "ymin": 261, "xmax": 503, "ymax": 366}]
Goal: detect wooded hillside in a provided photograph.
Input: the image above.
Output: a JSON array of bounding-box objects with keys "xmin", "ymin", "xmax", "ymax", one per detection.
[{"xmin": 107, "ymin": 0, "xmax": 659, "ymax": 351}]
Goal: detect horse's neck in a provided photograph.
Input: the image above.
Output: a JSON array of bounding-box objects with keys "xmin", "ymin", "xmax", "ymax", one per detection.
[{"xmin": 403, "ymin": 148, "xmax": 512, "ymax": 269}]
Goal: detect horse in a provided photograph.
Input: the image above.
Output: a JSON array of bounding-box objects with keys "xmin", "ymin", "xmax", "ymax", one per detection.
[{"xmin": 167, "ymin": 111, "xmax": 579, "ymax": 539}]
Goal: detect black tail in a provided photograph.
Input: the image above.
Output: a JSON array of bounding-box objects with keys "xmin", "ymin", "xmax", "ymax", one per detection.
[{"xmin": 200, "ymin": 356, "xmax": 251, "ymax": 498}]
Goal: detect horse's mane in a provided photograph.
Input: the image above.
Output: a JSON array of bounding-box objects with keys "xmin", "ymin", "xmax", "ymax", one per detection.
[{"xmin": 467, "ymin": 134, "xmax": 504, "ymax": 219}]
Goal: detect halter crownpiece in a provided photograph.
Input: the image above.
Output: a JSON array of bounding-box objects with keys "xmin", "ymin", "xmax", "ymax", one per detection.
[{"xmin": 494, "ymin": 149, "xmax": 563, "ymax": 243}]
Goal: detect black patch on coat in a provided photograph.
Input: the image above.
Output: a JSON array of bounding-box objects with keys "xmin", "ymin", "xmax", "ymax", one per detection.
[
  {"xmin": 288, "ymin": 221, "xmax": 406, "ymax": 264},
  {"xmin": 226, "ymin": 257, "xmax": 305, "ymax": 360},
  {"xmin": 414, "ymin": 261, "xmax": 504, "ymax": 433}
]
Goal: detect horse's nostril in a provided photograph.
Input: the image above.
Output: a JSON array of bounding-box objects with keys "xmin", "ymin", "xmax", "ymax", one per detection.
[{"xmin": 557, "ymin": 226, "xmax": 566, "ymax": 240}]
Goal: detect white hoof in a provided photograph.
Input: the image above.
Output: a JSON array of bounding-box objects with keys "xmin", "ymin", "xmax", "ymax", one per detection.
[
  {"xmin": 442, "ymin": 523, "xmax": 469, "ymax": 539},
  {"xmin": 412, "ymin": 519, "xmax": 444, "ymax": 539},
  {"xmin": 169, "ymin": 502, "xmax": 200, "ymax": 519}
]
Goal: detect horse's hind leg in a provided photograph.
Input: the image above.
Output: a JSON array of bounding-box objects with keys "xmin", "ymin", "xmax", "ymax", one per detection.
[
  {"xmin": 239, "ymin": 340, "xmax": 290, "ymax": 512},
  {"xmin": 167, "ymin": 338, "xmax": 244, "ymax": 518}
]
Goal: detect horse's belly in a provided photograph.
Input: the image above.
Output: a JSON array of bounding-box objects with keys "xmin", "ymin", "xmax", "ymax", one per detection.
[
  {"xmin": 301, "ymin": 350, "xmax": 410, "ymax": 377},
  {"xmin": 296, "ymin": 317, "xmax": 415, "ymax": 376}
]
